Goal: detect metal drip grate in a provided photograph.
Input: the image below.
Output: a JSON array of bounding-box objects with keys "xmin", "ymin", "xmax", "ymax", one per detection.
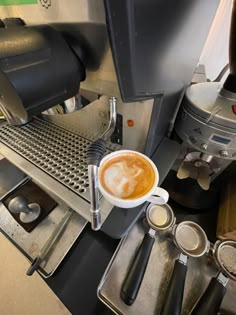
[{"xmin": 0, "ymin": 117, "xmax": 102, "ymax": 202}]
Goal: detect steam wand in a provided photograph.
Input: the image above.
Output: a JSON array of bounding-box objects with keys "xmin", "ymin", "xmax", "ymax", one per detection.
[{"xmin": 87, "ymin": 97, "xmax": 117, "ymax": 230}]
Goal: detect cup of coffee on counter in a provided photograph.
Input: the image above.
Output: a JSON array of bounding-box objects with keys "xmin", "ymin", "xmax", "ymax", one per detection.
[{"xmin": 98, "ymin": 150, "xmax": 169, "ymax": 208}]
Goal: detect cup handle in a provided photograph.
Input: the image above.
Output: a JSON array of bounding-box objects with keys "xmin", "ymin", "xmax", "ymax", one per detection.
[{"xmin": 147, "ymin": 187, "xmax": 169, "ymax": 205}]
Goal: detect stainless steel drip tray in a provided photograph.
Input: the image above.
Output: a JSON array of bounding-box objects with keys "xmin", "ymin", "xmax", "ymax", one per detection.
[
  {"xmin": 0, "ymin": 195, "xmax": 87, "ymax": 278},
  {"xmin": 0, "ymin": 117, "xmax": 92, "ymax": 201},
  {"xmin": 98, "ymin": 221, "xmax": 236, "ymax": 315},
  {"xmin": 0, "ymin": 118, "xmax": 114, "ymax": 224}
]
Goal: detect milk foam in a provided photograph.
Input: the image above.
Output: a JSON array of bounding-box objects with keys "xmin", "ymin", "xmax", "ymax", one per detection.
[{"xmin": 103, "ymin": 161, "xmax": 144, "ymax": 198}]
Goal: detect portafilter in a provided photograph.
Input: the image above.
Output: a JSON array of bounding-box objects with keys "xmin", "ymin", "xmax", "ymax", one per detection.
[
  {"xmin": 160, "ymin": 221, "xmax": 209, "ymax": 315},
  {"xmin": 121, "ymin": 203, "xmax": 175, "ymax": 306},
  {"xmin": 191, "ymin": 239, "xmax": 236, "ymax": 315}
]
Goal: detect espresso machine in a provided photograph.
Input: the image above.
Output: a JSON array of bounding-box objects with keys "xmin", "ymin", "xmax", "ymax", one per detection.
[
  {"xmin": 0, "ymin": 0, "xmax": 223, "ymax": 282},
  {"xmin": 0, "ymin": 0, "xmax": 221, "ymax": 229},
  {"xmin": 1, "ymin": 1, "xmax": 236, "ymax": 315}
]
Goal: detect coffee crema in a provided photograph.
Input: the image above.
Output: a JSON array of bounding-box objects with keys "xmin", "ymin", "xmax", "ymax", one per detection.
[{"xmin": 99, "ymin": 152, "xmax": 156, "ymax": 199}]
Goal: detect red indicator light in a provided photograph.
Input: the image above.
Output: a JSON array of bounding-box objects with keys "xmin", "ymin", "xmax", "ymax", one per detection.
[{"xmin": 232, "ymin": 105, "xmax": 236, "ymax": 114}]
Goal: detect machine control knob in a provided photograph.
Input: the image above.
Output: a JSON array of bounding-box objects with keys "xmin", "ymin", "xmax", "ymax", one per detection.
[
  {"xmin": 220, "ymin": 150, "xmax": 229, "ymax": 158},
  {"xmin": 200, "ymin": 143, "xmax": 208, "ymax": 151}
]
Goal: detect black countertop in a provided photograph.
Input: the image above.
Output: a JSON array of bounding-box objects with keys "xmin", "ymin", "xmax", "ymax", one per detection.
[{"xmin": 45, "ymin": 225, "xmax": 119, "ymax": 315}]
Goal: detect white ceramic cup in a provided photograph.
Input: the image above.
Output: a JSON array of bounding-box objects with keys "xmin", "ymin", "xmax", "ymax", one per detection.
[{"xmin": 98, "ymin": 150, "xmax": 169, "ymax": 208}]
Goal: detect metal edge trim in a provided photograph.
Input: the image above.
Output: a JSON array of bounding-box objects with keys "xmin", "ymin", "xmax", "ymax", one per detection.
[
  {"xmin": 0, "ymin": 176, "xmax": 30, "ymax": 202},
  {"xmin": 38, "ymin": 220, "xmax": 88, "ymax": 278},
  {"xmin": 0, "ymin": 216, "xmax": 88, "ymax": 278},
  {"xmin": 97, "ymin": 233, "xmax": 128, "ymax": 314}
]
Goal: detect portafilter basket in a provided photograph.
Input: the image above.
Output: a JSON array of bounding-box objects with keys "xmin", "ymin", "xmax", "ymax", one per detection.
[
  {"xmin": 216, "ymin": 240, "xmax": 236, "ymax": 280},
  {"xmin": 173, "ymin": 221, "xmax": 209, "ymax": 258},
  {"xmin": 146, "ymin": 203, "xmax": 176, "ymax": 231}
]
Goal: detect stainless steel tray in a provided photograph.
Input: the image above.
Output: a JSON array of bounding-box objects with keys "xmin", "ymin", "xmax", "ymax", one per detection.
[
  {"xmin": 0, "ymin": 117, "xmax": 94, "ymax": 202},
  {"xmin": 0, "ymin": 157, "xmax": 87, "ymax": 277},
  {"xmin": 98, "ymin": 220, "xmax": 236, "ymax": 315},
  {"xmin": 0, "ymin": 200, "xmax": 87, "ymax": 278}
]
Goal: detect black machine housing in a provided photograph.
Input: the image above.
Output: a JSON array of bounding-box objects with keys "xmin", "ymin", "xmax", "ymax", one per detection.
[{"xmin": 0, "ymin": 19, "xmax": 85, "ymax": 125}]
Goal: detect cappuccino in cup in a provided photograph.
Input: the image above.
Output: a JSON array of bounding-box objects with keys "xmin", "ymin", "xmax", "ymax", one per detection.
[{"xmin": 98, "ymin": 150, "xmax": 168, "ymax": 208}]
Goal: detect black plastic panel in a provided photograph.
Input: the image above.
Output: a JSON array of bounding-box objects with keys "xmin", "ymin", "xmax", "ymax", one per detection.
[
  {"xmin": 111, "ymin": 113, "xmax": 123, "ymax": 145},
  {"xmin": 46, "ymin": 225, "xmax": 118, "ymax": 315},
  {"xmin": 0, "ymin": 24, "xmax": 85, "ymax": 118},
  {"xmin": 104, "ymin": 0, "xmax": 220, "ymax": 102}
]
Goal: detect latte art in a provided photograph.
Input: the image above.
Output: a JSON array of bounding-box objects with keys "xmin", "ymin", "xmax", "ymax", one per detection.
[
  {"xmin": 103, "ymin": 161, "xmax": 142, "ymax": 198},
  {"xmin": 99, "ymin": 152, "xmax": 155, "ymax": 199}
]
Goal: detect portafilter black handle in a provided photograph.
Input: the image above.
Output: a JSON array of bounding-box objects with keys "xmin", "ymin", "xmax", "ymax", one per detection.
[
  {"xmin": 120, "ymin": 232, "xmax": 155, "ymax": 306},
  {"xmin": 190, "ymin": 276, "xmax": 227, "ymax": 315},
  {"xmin": 160, "ymin": 258, "xmax": 188, "ymax": 315}
]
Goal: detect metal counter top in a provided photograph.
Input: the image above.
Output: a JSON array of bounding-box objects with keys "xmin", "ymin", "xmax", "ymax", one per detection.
[{"xmin": 98, "ymin": 205, "xmax": 236, "ymax": 315}]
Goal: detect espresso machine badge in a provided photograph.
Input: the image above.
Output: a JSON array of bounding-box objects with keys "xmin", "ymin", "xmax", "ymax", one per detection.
[{"xmin": 40, "ymin": 0, "xmax": 51, "ymax": 9}]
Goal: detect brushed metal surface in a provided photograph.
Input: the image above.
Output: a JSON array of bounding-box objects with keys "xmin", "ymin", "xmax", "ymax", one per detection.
[
  {"xmin": 0, "ymin": 141, "xmax": 114, "ymax": 224},
  {"xmin": 0, "ymin": 142, "xmax": 88, "ymax": 277},
  {"xmin": 175, "ymin": 83, "xmax": 236, "ymax": 160},
  {"xmin": 98, "ymin": 221, "xmax": 236, "ymax": 315},
  {"xmin": 0, "ymin": 170, "xmax": 87, "ymax": 279},
  {"xmin": 0, "ymin": 117, "xmax": 111, "ymax": 201},
  {"xmin": 0, "ymin": 200, "xmax": 87, "ymax": 278},
  {"xmin": 0, "ymin": 118, "xmax": 89, "ymax": 198},
  {"xmin": 42, "ymin": 96, "xmax": 154, "ymax": 153}
]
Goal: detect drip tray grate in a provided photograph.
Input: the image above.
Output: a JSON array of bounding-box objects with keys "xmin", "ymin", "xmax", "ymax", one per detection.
[{"xmin": 0, "ymin": 117, "xmax": 105, "ymax": 202}]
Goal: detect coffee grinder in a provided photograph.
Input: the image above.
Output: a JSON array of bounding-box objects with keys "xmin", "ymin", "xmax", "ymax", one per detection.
[{"xmin": 164, "ymin": 2, "xmax": 236, "ymax": 210}]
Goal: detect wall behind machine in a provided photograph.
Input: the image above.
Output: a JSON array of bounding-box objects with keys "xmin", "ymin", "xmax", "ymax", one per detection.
[{"xmin": 199, "ymin": 0, "xmax": 232, "ymax": 82}]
